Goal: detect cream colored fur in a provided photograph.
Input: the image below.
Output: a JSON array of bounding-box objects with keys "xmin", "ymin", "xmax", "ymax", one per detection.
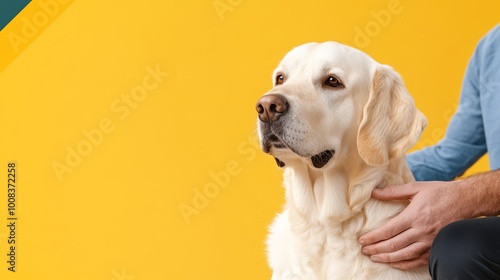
[{"xmin": 258, "ymin": 42, "xmax": 430, "ymax": 280}]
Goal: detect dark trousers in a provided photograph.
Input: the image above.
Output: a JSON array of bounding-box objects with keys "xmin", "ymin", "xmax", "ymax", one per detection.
[{"xmin": 429, "ymin": 217, "xmax": 500, "ymax": 280}]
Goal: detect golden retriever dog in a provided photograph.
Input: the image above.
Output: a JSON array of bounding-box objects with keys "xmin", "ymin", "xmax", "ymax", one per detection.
[{"xmin": 256, "ymin": 42, "xmax": 430, "ymax": 280}]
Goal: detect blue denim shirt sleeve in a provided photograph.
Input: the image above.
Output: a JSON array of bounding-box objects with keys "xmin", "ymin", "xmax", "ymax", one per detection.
[{"xmin": 406, "ymin": 25, "xmax": 500, "ymax": 181}]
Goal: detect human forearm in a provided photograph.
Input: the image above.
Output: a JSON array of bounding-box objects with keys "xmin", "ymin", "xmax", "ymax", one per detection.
[{"xmin": 454, "ymin": 169, "xmax": 500, "ymax": 218}]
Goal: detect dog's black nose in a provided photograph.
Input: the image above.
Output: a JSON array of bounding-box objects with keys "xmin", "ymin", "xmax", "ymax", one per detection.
[{"xmin": 256, "ymin": 94, "xmax": 289, "ymax": 123}]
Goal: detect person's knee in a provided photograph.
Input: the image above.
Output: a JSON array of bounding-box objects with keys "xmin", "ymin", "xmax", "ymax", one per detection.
[
  {"xmin": 429, "ymin": 218, "xmax": 500, "ymax": 280},
  {"xmin": 430, "ymin": 220, "xmax": 476, "ymax": 266}
]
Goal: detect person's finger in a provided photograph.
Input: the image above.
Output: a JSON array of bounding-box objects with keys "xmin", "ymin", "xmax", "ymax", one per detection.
[
  {"xmin": 372, "ymin": 182, "xmax": 420, "ymax": 201},
  {"xmin": 361, "ymin": 227, "xmax": 420, "ymax": 256},
  {"xmin": 388, "ymin": 251, "xmax": 430, "ymax": 270},
  {"xmin": 359, "ymin": 211, "xmax": 412, "ymax": 245},
  {"xmin": 369, "ymin": 241, "xmax": 429, "ymax": 264}
]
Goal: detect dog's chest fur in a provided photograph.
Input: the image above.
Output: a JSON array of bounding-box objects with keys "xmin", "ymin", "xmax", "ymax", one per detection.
[{"xmin": 267, "ymin": 159, "xmax": 429, "ymax": 280}]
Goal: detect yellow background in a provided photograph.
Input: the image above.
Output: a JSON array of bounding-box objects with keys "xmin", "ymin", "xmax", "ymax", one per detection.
[{"xmin": 0, "ymin": 0, "xmax": 498, "ymax": 279}]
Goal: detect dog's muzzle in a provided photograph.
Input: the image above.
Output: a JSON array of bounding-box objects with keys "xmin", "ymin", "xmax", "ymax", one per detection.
[
  {"xmin": 256, "ymin": 93, "xmax": 290, "ymax": 155},
  {"xmin": 256, "ymin": 93, "xmax": 335, "ymax": 169}
]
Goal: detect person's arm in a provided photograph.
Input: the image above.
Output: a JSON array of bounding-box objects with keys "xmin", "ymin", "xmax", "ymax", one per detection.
[
  {"xmin": 359, "ymin": 170, "xmax": 500, "ymax": 269},
  {"xmin": 407, "ymin": 38, "xmax": 487, "ymax": 181},
  {"xmin": 454, "ymin": 169, "xmax": 500, "ymax": 218},
  {"xmin": 360, "ymin": 24, "xmax": 500, "ymax": 270}
]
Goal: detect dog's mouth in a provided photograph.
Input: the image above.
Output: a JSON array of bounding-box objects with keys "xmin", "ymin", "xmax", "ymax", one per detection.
[
  {"xmin": 311, "ymin": 150, "xmax": 335, "ymax": 168},
  {"xmin": 262, "ymin": 133, "xmax": 287, "ymax": 153},
  {"xmin": 262, "ymin": 133, "xmax": 335, "ymax": 169}
]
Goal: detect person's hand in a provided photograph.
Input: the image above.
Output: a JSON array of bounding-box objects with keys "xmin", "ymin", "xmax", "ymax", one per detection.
[{"xmin": 359, "ymin": 181, "xmax": 465, "ymax": 270}]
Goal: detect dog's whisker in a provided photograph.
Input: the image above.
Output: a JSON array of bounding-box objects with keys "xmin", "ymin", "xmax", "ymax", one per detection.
[{"xmin": 300, "ymin": 118, "xmax": 330, "ymax": 149}]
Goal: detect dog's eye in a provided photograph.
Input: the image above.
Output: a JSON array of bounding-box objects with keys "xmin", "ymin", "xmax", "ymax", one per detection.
[
  {"xmin": 325, "ymin": 76, "xmax": 343, "ymax": 88},
  {"xmin": 276, "ymin": 75, "xmax": 284, "ymax": 85}
]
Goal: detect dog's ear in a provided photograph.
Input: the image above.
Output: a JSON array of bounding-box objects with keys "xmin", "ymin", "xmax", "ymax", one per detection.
[{"xmin": 357, "ymin": 65, "xmax": 427, "ymax": 166}]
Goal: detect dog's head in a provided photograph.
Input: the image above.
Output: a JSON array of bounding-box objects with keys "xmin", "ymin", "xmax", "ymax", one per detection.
[{"xmin": 256, "ymin": 42, "xmax": 427, "ymax": 168}]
